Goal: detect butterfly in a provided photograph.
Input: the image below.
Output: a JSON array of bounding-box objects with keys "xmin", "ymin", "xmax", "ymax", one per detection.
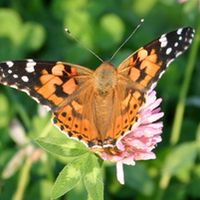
[{"xmin": 0, "ymin": 27, "xmax": 195, "ymax": 148}]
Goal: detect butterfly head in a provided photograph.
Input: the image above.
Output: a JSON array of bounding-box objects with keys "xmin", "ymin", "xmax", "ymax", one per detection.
[{"xmin": 94, "ymin": 62, "xmax": 117, "ymax": 96}]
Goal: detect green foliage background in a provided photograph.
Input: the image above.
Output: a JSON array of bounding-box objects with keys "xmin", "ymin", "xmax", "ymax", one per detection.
[{"xmin": 0, "ymin": 0, "xmax": 199, "ymax": 200}]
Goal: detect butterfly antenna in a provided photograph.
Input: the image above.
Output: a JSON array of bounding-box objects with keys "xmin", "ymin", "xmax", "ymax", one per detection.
[
  {"xmin": 65, "ymin": 28, "xmax": 104, "ymax": 63},
  {"xmin": 109, "ymin": 18, "xmax": 144, "ymax": 62}
]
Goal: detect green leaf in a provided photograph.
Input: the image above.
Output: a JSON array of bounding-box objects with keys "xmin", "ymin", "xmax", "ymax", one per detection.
[
  {"xmin": 163, "ymin": 184, "xmax": 187, "ymax": 200},
  {"xmin": 35, "ymin": 133, "xmax": 88, "ymax": 158},
  {"xmin": 30, "ymin": 114, "xmax": 51, "ymax": 138},
  {"xmin": 52, "ymin": 0, "xmax": 88, "ymax": 20},
  {"xmin": 162, "ymin": 142, "xmax": 198, "ymax": 176},
  {"xmin": 21, "ymin": 22, "xmax": 45, "ymax": 51},
  {"xmin": 0, "ymin": 8, "xmax": 45, "ymax": 59},
  {"xmin": 51, "ymin": 154, "xmax": 88, "ymax": 199},
  {"xmin": 83, "ymin": 153, "xmax": 104, "ymax": 200},
  {"xmin": 100, "ymin": 14, "xmax": 124, "ymax": 43},
  {"xmin": 0, "ymin": 94, "xmax": 10, "ymax": 128},
  {"xmin": 28, "ymin": 180, "xmax": 53, "ymax": 200},
  {"xmin": 124, "ymin": 163, "xmax": 154, "ymax": 196},
  {"xmin": 67, "ymin": 181, "xmax": 87, "ymax": 200},
  {"xmin": 187, "ymin": 165, "xmax": 200, "ymax": 198},
  {"xmin": 64, "ymin": 9, "xmax": 92, "ymax": 47},
  {"xmin": 96, "ymin": 14, "xmax": 125, "ymax": 49},
  {"xmin": 132, "ymin": 0, "xmax": 157, "ymax": 16},
  {"xmin": 51, "ymin": 151, "xmax": 103, "ymax": 199},
  {"xmin": 0, "ymin": 9, "xmax": 22, "ymax": 45},
  {"xmin": 187, "ymin": 176, "xmax": 200, "ymax": 198}
]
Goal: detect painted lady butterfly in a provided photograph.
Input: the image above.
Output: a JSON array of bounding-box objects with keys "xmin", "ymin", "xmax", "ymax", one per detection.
[{"xmin": 0, "ymin": 27, "xmax": 195, "ymax": 148}]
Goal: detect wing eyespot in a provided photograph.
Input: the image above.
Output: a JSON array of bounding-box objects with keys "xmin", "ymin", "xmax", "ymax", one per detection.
[{"xmin": 61, "ymin": 112, "xmax": 67, "ymax": 117}]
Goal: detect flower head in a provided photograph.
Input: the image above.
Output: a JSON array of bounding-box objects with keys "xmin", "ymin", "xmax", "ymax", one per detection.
[
  {"xmin": 100, "ymin": 90, "xmax": 164, "ymax": 184},
  {"xmin": 177, "ymin": 0, "xmax": 188, "ymax": 4}
]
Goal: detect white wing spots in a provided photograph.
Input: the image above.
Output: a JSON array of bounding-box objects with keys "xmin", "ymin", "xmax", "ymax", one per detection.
[
  {"xmin": 175, "ymin": 52, "xmax": 182, "ymax": 58},
  {"xmin": 31, "ymin": 96, "xmax": 40, "ymax": 103},
  {"xmin": 159, "ymin": 35, "xmax": 168, "ymax": 47},
  {"xmin": 166, "ymin": 47, "xmax": 172, "ymax": 55},
  {"xmin": 42, "ymin": 105, "xmax": 51, "ymax": 112},
  {"xmin": 174, "ymin": 42, "xmax": 179, "ymax": 47},
  {"xmin": 161, "ymin": 40, "xmax": 168, "ymax": 48},
  {"xmin": 21, "ymin": 76, "xmax": 29, "ymax": 82},
  {"xmin": 9, "ymin": 86, "xmax": 31, "ymax": 96},
  {"xmin": 160, "ymin": 33, "xmax": 166, "ymax": 38},
  {"xmin": 13, "ymin": 74, "xmax": 18, "ymax": 79},
  {"xmin": 189, "ymin": 39, "xmax": 193, "ymax": 44},
  {"xmin": 21, "ymin": 88, "xmax": 30, "ymax": 95},
  {"xmin": 150, "ymin": 82, "xmax": 157, "ymax": 91},
  {"xmin": 2, "ymin": 81, "xmax": 8, "ymax": 85},
  {"xmin": 8, "ymin": 69, "xmax": 12, "ymax": 74},
  {"xmin": 166, "ymin": 59, "xmax": 174, "ymax": 67},
  {"xmin": 25, "ymin": 61, "xmax": 36, "ymax": 73},
  {"xmin": 177, "ymin": 28, "xmax": 183, "ymax": 35},
  {"xmin": 179, "ymin": 36, "xmax": 183, "ymax": 41},
  {"xmin": 9, "ymin": 84, "xmax": 18, "ymax": 90},
  {"xmin": 27, "ymin": 59, "xmax": 34, "ymax": 62},
  {"xmin": 158, "ymin": 70, "xmax": 166, "ymax": 79},
  {"xmin": 6, "ymin": 61, "xmax": 14, "ymax": 68}
]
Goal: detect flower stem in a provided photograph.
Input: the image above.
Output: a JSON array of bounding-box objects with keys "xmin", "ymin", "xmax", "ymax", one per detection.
[
  {"xmin": 12, "ymin": 158, "xmax": 32, "ymax": 200},
  {"xmin": 196, "ymin": 123, "xmax": 200, "ymax": 143},
  {"xmin": 155, "ymin": 174, "xmax": 171, "ymax": 200},
  {"xmin": 170, "ymin": 17, "xmax": 200, "ymax": 145}
]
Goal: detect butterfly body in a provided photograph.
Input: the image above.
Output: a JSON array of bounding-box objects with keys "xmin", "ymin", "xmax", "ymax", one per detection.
[
  {"xmin": 0, "ymin": 27, "xmax": 195, "ymax": 148},
  {"xmin": 94, "ymin": 62, "xmax": 117, "ymax": 96}
]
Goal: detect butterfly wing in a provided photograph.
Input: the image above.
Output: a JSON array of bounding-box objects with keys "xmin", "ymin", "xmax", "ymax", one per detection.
[
  {"xmin": 102, "ymin": 81, "xmax": 143, "ymax": 147},
  {"xmin": 109, "ymin": 27, "xmax": 195, "ymax": 145},
  {"xmin": 0, "ymin": 60, "xmax": 93, "ymax": 110},
  {"xmin": 0, "ymin": 59, "xmax": 104, "ymax": 147},
  {"xmin": 52, "ymin": 82, "xmax": 103, "ymax": 147},
  {"xmin": 0, "ymin": 27, "xmax": 195, "ymax": 148},
  {"xmin": 117, "ymin": 27, "xmax": 195, "ymax": 91}
]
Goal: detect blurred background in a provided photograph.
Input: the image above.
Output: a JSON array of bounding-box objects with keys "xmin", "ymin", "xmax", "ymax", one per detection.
[{"xmin": 0, "ymin": 0, "xmax": 199, "ymax": 199}]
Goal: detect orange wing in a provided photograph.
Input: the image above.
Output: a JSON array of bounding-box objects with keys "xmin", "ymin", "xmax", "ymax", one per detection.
[
  {"xmin": 0, "ymin": 27, "xmax": 194, "ymax": 149},
  {"xmin": 0, "ymin": 60, "xmax": 100, "ymax": 146},
  {"xmin": 0, "ymin": 60, "xmax": 93, "ymax": 110},
  {"xmin": 102, "ymin": 85, "xmax": 143, "ymax": 147},
  {"xmin": 108, "ymin": 27, "xmax": 195, "ymax": 148},
  {"xmin": 117, "ymin": 27, "xmax": 194, "ymax": 91},
  {"xmin": 52, "ymin": 81, "xmax": 101, "ymax": 147}
]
